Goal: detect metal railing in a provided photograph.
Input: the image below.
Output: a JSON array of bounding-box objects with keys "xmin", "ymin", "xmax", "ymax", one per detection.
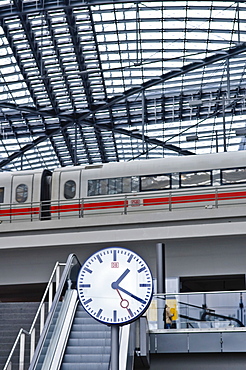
[
  {"xmin": 0, "ymin": 184, "xmax": 246, "ymax": 223},
  {"xmin": 2, "ymin": 255, "xmax": 77, "ymax": 370},
  {"xmin": 147, "ymin": 290, "xmax": 246, "ymax": 331}
]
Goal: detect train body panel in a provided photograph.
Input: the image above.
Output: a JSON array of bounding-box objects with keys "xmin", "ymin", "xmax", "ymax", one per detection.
[
  {"xmin": 51, "ymin": 167, "xmax": 83, "ymax": 219},
  {"xmin": 0, "ymin": 169, "xmax": 51, "ymax": 222},
  {"xmin": 0, "ymin": 151, "xmax": 246, "ymax": 222},
  {"xmin": 50, "ymin": 151, "xmax": 246, "ymax": 219}
]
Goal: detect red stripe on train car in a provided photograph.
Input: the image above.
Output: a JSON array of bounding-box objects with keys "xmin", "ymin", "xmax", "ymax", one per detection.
[
  {"xmin": 217, "ymin": 191, "xmax": 246, "ymax": 200},
  {"xmin": 51, "ymin": 204, "xmax": 81, "ymax": 213},
  {"xmin": 83, "ymin": 200, "xmax": 127, "ymax": 210},
  {"xmin": 0, "ymin": 207, "xmax": 40, "ymax": 217},
  {"xmin": 143, "ymin": 191, "xmax": 246, "ymax": 206},
  {"xmin": 50, "ymin": 200, "xmax": 127, "ymax": 213},
  {"xmin": 143, "ymin": 193, "xmax": 216, "ymax": 206}
]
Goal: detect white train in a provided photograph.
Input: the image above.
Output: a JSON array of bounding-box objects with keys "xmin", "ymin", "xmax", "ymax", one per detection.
[{"xmin": 0, "ymin": 150, "xmax": 246, "ymax": 222}]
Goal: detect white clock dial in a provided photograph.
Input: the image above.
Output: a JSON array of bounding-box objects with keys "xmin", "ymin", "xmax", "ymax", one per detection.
[{"xmin": 77, "ymin": 247, "xmax": 153, "ymax": 325}]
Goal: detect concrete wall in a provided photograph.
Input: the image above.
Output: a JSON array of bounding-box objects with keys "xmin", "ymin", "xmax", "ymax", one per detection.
[
  {"xmin": 0, "ymin": 206, "xmax": 245, "ymax": 287},
  {"xmin": 0, "ymin": 234, "xmax": 245, "ymax": 288}
]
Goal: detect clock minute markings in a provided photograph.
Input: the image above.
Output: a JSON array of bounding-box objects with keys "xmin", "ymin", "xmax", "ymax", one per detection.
[
  {"xmin": 96, "ymin": 254, "xmax": 103, "ymax": 263},
  {"xmin": 79, "ymin": 283, "xmax": 91, "ymax": 288},
  {"xmin": 96, "ymin": 308, "xmax": 103, "ymax": 318},
  {"xmin": 127, "ymin": 254, "xmax": 133, "ymax": 263},
  {"xmin": 84, "ymin": 298, "xmax": 92, "ymax": 305},
  {"xmin": 139, "ymin": 283, "xmax": 151, "ymax": 287},
  {"xmin": 127, "ymin": 308, "xmax": 134, "ymax": 317},
  {"xmin": 138, "ymin": 266, "xmax": 146, "ymax": 273},
  {"xmin": 84, "ymin": 267, "xmax": 93, "ymax": 274}
]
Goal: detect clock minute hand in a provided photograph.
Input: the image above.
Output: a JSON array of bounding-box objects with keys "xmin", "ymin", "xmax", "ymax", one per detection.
[
  {"xmin": 116, "ymin": 285, "xmax": 146, "ymax": 304},
  {"xmin": 111, "ymin": 268, "xmax": 130, "ymax": 289}
]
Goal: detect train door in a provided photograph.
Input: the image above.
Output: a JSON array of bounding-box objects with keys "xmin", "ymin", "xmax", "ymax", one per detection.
[
  {"xmin": 0, "ymin": 173, "xmax": 12, "ymax": 222},
  {"xmin": 11, "ymin": 173, "xmax": 37, "ymax": 221},
  {"xmin": 51, "ymin": 169, "xmax": 81, "ymax": 219},
  {"xmin": 40, "ymin": 170, "xmax": 52, "ymax": 220}
]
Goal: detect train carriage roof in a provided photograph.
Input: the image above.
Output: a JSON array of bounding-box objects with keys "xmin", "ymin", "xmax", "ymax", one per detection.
[
  {"xmin": 52, "ymin": 151, "xmax": 246, "ymax": 176},
  {"xmin": 0, "ymin": 1, "xmax": 246, "ymax": 171}
]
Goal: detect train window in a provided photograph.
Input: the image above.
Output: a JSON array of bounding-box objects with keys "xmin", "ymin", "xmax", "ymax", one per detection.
[
  {"xmin": 141, "ymin": 174, "xmax": 171, "ymax": 191},
  {"xmin": 64, "ymin": 180, "xmax": 76, "ymax": 199},
  {"xmin": 131, "ymin": 176, "xmax": 140, "ymax": 192},
  {"xmin": 88, "ymin": 176, "xmax": 140, "ymax": 196},
  {"xmin": 99, "ymin": 179, "xmax": 108, "ymax": 195},
  {"xmin": 16, "ymin": 184, "xmax": 28, "ymax": 203},
  {"xmin": 108, "ymin": 178, "xmax": 123, "ymax": 194},
  {"xmin": 88, "ymin": 180, "xmax": 98, "ymax": 196},
  {"xmin": 122, "ymin": 177, "xmax": 132, "ymax": 193},
  {"xmin": 180, "ymin": 171, "xmax": 212, "ymax": 187},
  {"xmin": 221, "ymin": 168, "xmax": 246, "ymax": 184},
  {"xmin": 0, "ymin": 187, "xmax": 4, "ymax": 203}
]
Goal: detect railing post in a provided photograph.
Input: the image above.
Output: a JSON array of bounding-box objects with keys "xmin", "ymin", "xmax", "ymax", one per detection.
[
  {"xmin": 215, "ymin": 188, "xmax": 218, "ymax": 208},
  {"xmin": 19, "ymin": 333, "xmax": 25, "ymax": 370},
  {"xmin": 49, "ymin": 282, "xmax": 53, "ymax": 311},
  {"xmin": 40, "ymin": 303, "xmax": 45, "ymax": 334},
  {"xmin": 81, "ymin": 198, "xmax": 84, "ymax": 218},
  {"xmin": 168, "ymin": 191, "xmax": 172, "ymax": 211},
  {"xmin": 124, "ymin": 195, "xmax": 127, "ymax": 215},
  {"xmin": 56, "ymin": 265, "xmax": 60, "ymax": 292},
  {"xmin": 30, "ymin": 328, "xmax": 35, "ymax": 363}
]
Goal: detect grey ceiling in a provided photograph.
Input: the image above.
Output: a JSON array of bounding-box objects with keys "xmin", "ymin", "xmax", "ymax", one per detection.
[{"xmin": 0, "ymin": 0, "xmax": 246, "ymax": 171}]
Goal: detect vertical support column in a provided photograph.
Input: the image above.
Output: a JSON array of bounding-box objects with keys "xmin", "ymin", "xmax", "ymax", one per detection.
[
  {"xmin": 74, "ymin": 121, "xmax": 77, "ymax": 166},
  {"xmin": 222, "ymin": 96, "xmax": 227, "ymax": 152},
  {"xmin": 156, "ymin": 243, "xmax": 166, "ymax": 294},
  {"xmin": 156, "ymin": 243, "xmax": 165, "ymax": 329},
  {"xmin": 142, "ymin": 90, "xmax": 146, "ymax": 155},
  {"xmin": 226, "ymin": 58, "xmax": 230, "ymax": 100},
  {"xmin": 237, "ymin": 2, "xmax": 241, "ymax": 43},
  {"xmin": 111, "ymin": 325, "xmax": 119, "ymax": 370},
  {"xmin": 215, "ymin": 130, "xmax": 218, "ymax": 153}
]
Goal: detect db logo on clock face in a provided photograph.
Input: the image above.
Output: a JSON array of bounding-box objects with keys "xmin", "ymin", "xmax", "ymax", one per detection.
[{"xmin": 77, "ymin": 247, "xmax": 153, "ymax": 325}]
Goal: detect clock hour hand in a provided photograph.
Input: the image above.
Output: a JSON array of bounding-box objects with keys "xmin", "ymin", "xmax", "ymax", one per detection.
[
  {"xmin": 111, "ymin": 268, "xmax": 130, "ymax": 289},
  {"xmin": 116, "ymin": 285, "xmax": 146, "ymax": 305}
]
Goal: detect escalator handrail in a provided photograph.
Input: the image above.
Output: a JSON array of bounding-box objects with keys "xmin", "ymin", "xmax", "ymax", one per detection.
[
  {"xmin": 180, "ymin": 312, "xmax": 244, "ymax": 327},
  {"xmin": 172, "ymin": 300, "xmax": 243, "ymax": 326},
  {"xmin": 28, "ymin": 253, "xmax": 81, "ymax": 370},
  {"xmin": 179, "ymin": 300, "xmax": 215, "ymax": 312},
  {"xmin": 201, "ymin": 310, "xmax": 244, "ymax": 327}
]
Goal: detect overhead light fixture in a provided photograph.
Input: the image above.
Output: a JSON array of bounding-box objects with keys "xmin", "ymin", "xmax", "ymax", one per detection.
[
  {"xmin": 186, "ymin": 134, "xmax": 199, "ymax": 142},
  {"xmin": 189, "ymin": 100, "xmax": 203, "ymax": 107},
  {"xmin": 235, "ymin": 128, "xmax": 246, "ymax": 136}
]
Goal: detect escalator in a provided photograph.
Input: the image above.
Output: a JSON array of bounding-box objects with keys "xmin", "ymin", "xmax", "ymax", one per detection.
[
  {"xmin": 179, "ymin": 301, "xmax": 245, "ymax": 329},
  {"xmin": 29, "ymin": 254, "xmax": 136, "ymax": 370},
  {"xmin": 61, "ymin": 303, "xmax": 111, "ymax": 369}
]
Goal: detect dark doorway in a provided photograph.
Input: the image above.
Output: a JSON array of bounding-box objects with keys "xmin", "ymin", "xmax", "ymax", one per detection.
[
  {"xmin": 0, "ymin": 283, "xmax": 47, "ymax": 302},
  {"xmin": 180, "ymin": 274, "xmax": 246, "ymax": 293}
]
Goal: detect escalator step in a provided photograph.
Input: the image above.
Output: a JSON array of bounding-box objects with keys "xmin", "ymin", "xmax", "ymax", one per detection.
[{"xmin": 62, "ymin": 353, "xmax": 110, "ymax": 364}]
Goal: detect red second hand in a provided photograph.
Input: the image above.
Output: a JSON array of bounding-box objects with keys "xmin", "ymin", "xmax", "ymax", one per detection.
[{"xmin": 116, "ymin": 288, "xmax": 129, "ymax": 308}]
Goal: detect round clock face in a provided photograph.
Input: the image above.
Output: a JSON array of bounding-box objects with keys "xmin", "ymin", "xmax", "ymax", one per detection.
[{"xmin": 77, "ymin": 247, "xmax": 153, "ymax": 325}]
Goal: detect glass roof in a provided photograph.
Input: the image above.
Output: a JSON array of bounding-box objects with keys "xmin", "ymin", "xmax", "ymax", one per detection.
[{"xmin": 0, "ymin": 0, "xmax": 246, "ymax": 171}]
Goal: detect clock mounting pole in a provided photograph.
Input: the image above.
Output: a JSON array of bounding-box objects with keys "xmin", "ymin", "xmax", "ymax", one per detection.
[{"xmin": 111, "ymin": 325, "xmax": 119, "ymax": 370}]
